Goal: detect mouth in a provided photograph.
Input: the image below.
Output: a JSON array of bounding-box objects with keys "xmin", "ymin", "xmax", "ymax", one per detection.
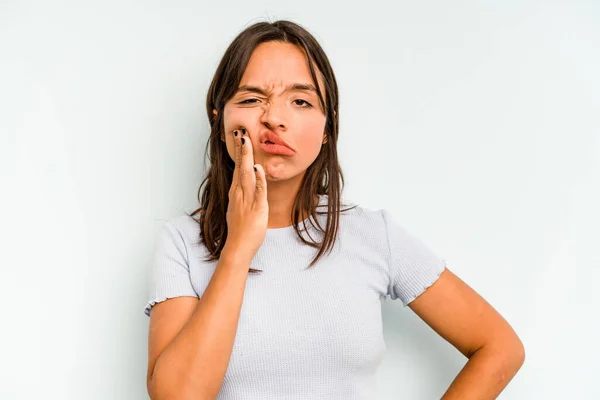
[
  {"xmin": 259, "ymin": 141, "xmax": 295, "ymax": 156},
  {"xmin": 259, "ymin": 130, "xmax": 295, "ymax": 156}
]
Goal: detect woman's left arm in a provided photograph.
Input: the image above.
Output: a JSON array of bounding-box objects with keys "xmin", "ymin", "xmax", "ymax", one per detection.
[{"xmin": 408, "ymin": 267, "xmax": 526, "ymax": 400}]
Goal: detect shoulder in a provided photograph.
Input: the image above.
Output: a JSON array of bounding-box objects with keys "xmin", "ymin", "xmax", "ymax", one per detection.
[
  {"xmin": 335, "ymin": 201, "xmax": 391, "ymax": 246},
  {"xmin": 155, "ymin": 213, "xmax": 217, "ymax": 263},
  {"xmin": 168, "ymin": 214, "xmax": 201, "ymax": 235},
  {"xmin": 338, "ymin": 200, "xmax": 387, "ymax": 230},
  {"xmin": 337, "ymin": 202, "xmax": 418, "ymax": 248},
  {"xmin": 155, "ymin": 214, "xmax": 202, "ymax": 248}
]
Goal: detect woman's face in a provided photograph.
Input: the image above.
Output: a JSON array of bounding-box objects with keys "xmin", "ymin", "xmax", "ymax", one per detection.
[{"xmin": 216, "ymin": 41, "xmax": 328, "ymax": 182}]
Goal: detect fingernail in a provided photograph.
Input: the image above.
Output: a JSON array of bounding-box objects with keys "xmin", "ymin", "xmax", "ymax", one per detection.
[
  {"xmin": 253, "ymin": 166, "xmax": 257, "ymax": 172},
  {"xmin": 241, "ymin": 137, "xmax": 245, "ymax": 145},
  {"xmin": 241, "ymin": 127, "xmax": 247, "ymax": 135},
  {"xmin": 234, "ymin": 130, "xmax": 238, "ymax": 137}
]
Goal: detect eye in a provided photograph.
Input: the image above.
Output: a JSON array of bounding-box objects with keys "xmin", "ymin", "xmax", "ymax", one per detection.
[
  {"xmin": 294, "ymin": 99, "xmax": 313, "ymax": 108},
  {"xmin": 239, "ymin": 98, "xmax": 260, "ymax": 104}
]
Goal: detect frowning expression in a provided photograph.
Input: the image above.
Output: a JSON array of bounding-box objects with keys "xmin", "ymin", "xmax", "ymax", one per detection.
[{"xmin": 217, "ymin": 41, "xmax": 328, "ymax": 181}]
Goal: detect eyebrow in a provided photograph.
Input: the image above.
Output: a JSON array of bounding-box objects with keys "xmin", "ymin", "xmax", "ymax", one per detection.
[{"xmin": 235, "ymin": 83, "xmax": 318, "ymax": 96}]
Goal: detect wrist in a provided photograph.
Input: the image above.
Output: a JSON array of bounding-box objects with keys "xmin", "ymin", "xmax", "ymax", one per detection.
[{"xmin": 220, "ymin": 243, "xmax": 253, "ymax": 266}]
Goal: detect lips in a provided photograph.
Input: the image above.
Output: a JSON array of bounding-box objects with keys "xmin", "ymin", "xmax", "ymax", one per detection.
[
  {"xmin": 260, "ymin": 130, "xmax": 293, "ymax": 150},
  {"xmin": 259, "ymin": 141, "xmax": 295, "ymax": 156},
  {"xmin": 259, "ymin": 130, "xmax": 295, "ymax": 156}
]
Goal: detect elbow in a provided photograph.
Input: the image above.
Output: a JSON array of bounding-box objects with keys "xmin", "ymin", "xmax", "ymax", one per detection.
[
  {"xmin": 494, "ymin": 336, "xmax": 526, "ymax": 372},
  {"xmin": 147, "ymin": 374, "xmax": 164, "ymax": 400},
  {"xmin": 506, "ymin": 339, "xmax": 526, "ymax": 382},
  {"xmin": 515, "ymin": 338, "xmax": 526, "ymax": 366},
  {"xmin": 147, "ymin": 373, "xmax": 181, "ymax": 400},
  {"xmin": 493, "ymin": 329, "xmax": 526, "ymax": 367},
  {"xmin": 505, "ymin": 331, "xmax": 526, "ymax": 367},
  {"xmin": 473, "ymin": 334, "xmax": 526, "ymax": 371},
  {"xmin": 148, "ymin": 373, "xmax": 216, "ymax": 400}
]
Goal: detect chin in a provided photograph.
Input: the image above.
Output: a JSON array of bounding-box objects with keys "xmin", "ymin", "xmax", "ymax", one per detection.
[
  {"xmin": 263, "ymin": 162, "xmax": 306, "ymax": 182},
  {"xmin": 264, "ymin": 170, "xmax": 291, "ymax": 181}
]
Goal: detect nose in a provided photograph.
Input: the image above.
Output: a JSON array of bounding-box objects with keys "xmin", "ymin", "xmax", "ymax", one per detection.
[{"xmin": 259, "ymin": 100, "xmax": 287, "ymax": 131}]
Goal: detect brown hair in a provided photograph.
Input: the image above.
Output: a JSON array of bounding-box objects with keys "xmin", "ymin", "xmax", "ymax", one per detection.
[{"xmin": 187, "ymin": 19, "xmax": 357, "ymax": 273}]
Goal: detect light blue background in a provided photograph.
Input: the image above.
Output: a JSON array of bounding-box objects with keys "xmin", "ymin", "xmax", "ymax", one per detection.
[{"xmin": 1, "ymin": 0, "xmax": 599, "ymax": 398}]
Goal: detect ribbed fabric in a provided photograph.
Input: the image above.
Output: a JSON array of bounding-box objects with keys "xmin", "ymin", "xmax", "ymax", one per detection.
[{"xmin": 144, "ymin": 195, "xmax": 447, "ymax": 399}]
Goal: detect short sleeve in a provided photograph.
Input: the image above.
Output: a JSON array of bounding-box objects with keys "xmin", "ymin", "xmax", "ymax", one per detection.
[
  {"xmin": 381, "ymin": 209, "xmax": 447, "ymax": 306},
  {"xmin": 143, "ymin": 219, "xmax": 199, "ymax": 317}
]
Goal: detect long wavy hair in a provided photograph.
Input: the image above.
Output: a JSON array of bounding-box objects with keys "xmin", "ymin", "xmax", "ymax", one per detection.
[{"xmin": 187, "ymin": 20, "xmax": 357, "ymax": 273}]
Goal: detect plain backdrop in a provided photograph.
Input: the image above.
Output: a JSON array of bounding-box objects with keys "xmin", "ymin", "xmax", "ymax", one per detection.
[{"xmin": 1, "ymin": 0, "xmax": 599, "ymax": 399}]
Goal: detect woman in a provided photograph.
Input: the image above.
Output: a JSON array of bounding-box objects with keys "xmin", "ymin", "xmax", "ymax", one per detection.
[{"xmin": 144, "ymin": 20, "xmax": 525, "ymax": 399}]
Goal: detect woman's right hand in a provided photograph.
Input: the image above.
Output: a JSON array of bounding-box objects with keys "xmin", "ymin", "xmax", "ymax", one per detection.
[{"xmin": 222, "ymin": 126, "xmax": 269, "ymax": 264}]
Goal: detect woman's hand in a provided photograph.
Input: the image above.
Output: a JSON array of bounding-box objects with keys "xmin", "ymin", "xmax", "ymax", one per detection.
[{"xmin": 222, "ymin": 126, "xmax": 268, "ymax": 264}]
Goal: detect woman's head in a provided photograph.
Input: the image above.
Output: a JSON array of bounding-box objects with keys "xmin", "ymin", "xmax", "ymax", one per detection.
[
  {"xmin": 216, "ymin": 40, "xmax": 330, "ymax": 182},
  {"xmin": 207, "ymin": 20, "xmax": 338, "ymax": 183},
  {"xmin": 191, "ymin": 20, "xmax": 356, "ymax": 270}
]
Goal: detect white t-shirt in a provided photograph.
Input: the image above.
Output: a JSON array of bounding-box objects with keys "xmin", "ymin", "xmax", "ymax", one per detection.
[{"xmin": 144, "ymin": 194, "xmax": 447, "ymax": 399}]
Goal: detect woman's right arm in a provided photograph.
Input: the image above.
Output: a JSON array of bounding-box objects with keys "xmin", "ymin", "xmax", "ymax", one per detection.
[
  {"xmin": 147, "ymin": 125, "xmax": 268, "ymax": 399},
  {"xmin": 147, "ymin": 247, "xmax": 251, "ymax": 400}
]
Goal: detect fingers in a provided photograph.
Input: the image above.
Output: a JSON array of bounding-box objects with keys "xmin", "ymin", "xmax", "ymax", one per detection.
[
  {"xmin": 230, "ymin": 126, "xmax": 259, "ymax": 200},
  {"xmin": 230, "ymin": 128, "xmax": 241, "ymax": 195},
  {"xmin": 253, "ymin": 163, "xmax": 267, "ymax": 207},
  {"xmin": 238, "ymin": 127, "xmax": 256, "ymax": 196}
]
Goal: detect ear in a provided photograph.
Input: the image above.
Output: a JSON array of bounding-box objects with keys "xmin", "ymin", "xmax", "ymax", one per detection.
[{"xmin": 213, "ymin": 109, "xmax": 218, "ymax": 117}]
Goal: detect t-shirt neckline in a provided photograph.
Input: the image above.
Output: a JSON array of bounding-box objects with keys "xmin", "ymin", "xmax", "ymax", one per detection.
[{"xmin": 265, "ymin": 194, "xmax": 327, "ymax": 237}]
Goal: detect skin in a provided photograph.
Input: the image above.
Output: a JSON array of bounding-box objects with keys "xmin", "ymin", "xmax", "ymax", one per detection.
[{"xmin": 213, "ymin": 41, "xmax": 329, "ymax": 229}]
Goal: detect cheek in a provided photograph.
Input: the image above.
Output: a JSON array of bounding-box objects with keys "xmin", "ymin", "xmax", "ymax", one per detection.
[
  {"xmin": 222, "ymin": 105, "xmax": 240, "ymax": 132},
  {"xmin": 300, "ymin": 117, "xmax": 327, "ymax": 147},
  {"xmin": 292, "ymin": 117, "xmax": 327, "ymax": 162}
]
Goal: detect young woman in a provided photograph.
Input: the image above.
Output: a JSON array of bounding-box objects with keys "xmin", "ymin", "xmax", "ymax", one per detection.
[{"xmin": 144, "ymin": 20, "xmax": 525, "ymax": 400}]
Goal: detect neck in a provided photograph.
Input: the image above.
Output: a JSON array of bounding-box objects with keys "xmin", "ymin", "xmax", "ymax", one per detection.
[{"xmin": 265, "ymin": 171, "xmax": 316, "ymax": 229}]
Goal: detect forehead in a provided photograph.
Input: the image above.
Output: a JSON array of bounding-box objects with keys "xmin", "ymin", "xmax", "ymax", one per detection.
[{"xmin": 239, "ymin": 41, "xmax": 325, "ymax": 95}]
